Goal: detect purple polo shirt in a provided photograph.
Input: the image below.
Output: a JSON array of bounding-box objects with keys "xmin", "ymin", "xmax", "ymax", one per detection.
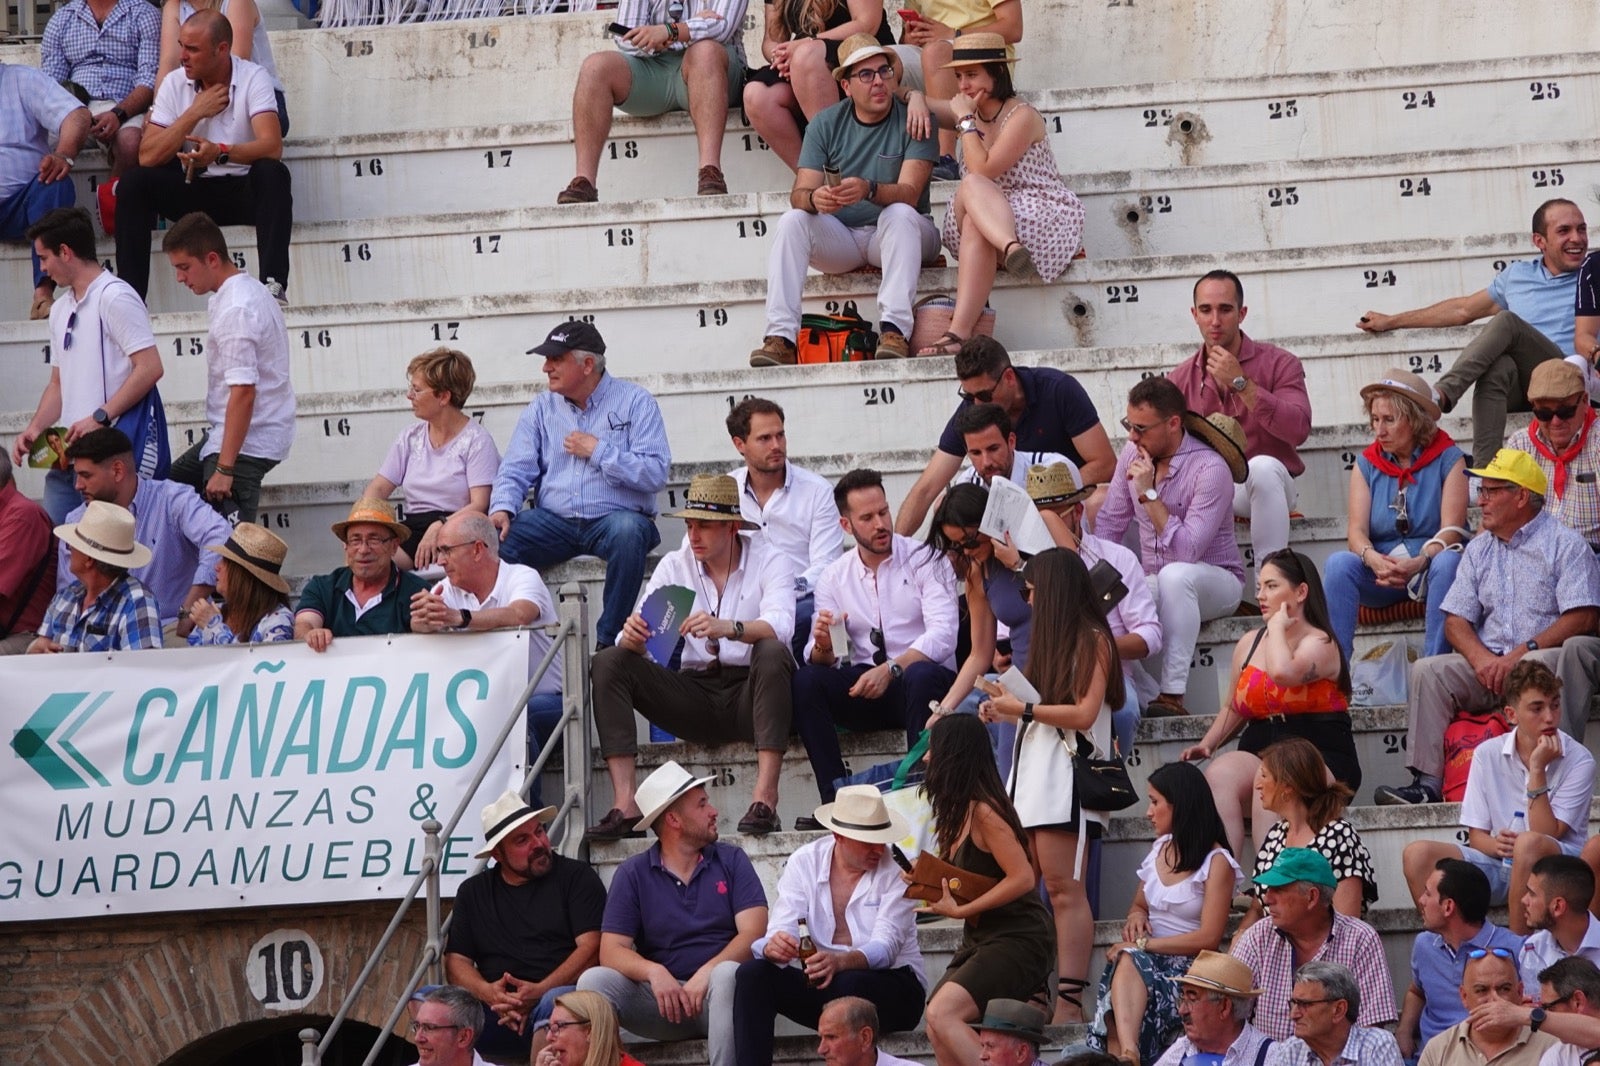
[
  {"xmin": 1168, "ymin": 332, "xmax": 1312, "ymax": 477},
  {"xmin": 1094, "ymin": 431, "xmax": 1245, "ymax": 580},
  {"xmin": 601, "ymin": 841, "xmax": 767, "ymax": 980}
]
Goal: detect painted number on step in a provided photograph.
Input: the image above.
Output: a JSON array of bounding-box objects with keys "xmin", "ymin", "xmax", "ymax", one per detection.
[
  {"xmin": 1530, "ymin": 81, "xmax": 1560, "ymax": 102},
  {"xmin": 863, "ymin": 386, "xmax": 896, "ymax": 406},
  {"xmin": 607, "ymin": 140, "xmax": 638, "ymax": 160},
  {"xmin": 343, "ymin": 39, "xmax": 373, "ymax": 57},
  {"xmin": 1105, "ymin": 284, "xmax": 1139, "ymax": 304},
  {"xmin": 568, "ymin": 314, "xmax": 596, "ymax": 324},
  {"xmin": 484, "ymin": 150, "xmax": 513, "ymax": 168},
  {"xmin": 41, "ymin": 342, "xmax": 50, "ymax": 364},
  {"xmin": 697, "ymin": 308, "xmax": 729, "ymax": 327},
  {"xmin": 258, "ymin": 512, "xmax": 291, "ymax": 529},
  {"xmin": 725, "ymin": 393, "xmax": 755, "ymax": 411},
  {"xmin": 736, "ymin": 219, "xmax": 768, "ymax": 238},
  {"xmin": 1399, "ymin": 177, "xmax": 1432, "ymax": 197},
  {"xmin": 1266, "ymin": 99, "xmax": 1298, "ymax": 119},
  {"xmin": 431, "ymin": 322, "xmax": 460, "ymax": 341},
  {"xmin": 171, "ymin": 336, "xmax": 204, "ymax": 357},
  {"xmin": 1408, "ymin": 354, "xmax": 1443, "ymax": 374},
  {"xmin": 1531, "ymin": 168, "xmax": 1565, "ymax": 188},
  {"xmin": 350, "ymin": 158, "xmax": 384, "ymax": 177},
  {"xmin": 1382, "ymin": 733, "xmax": 1408, "ymax": 754},
  {"xmin": 1139, "ymin": 194, "xmax": 1172, "ymax": 214},
  {"xmin": 247, "ymin": 931, "xmax": 323, "ymax": 1008},
  {"xmin": 340, "ymin": 242, "xmax": 371, "ymax": 262},
  {"xmin": 824, "ymin": 300, "xmax": 860, "ymax": 316},
  {"xmin": 710, "ymin": 767, "xmax": 736, "ymax": 786},
  {"xmin": 1189, "ymin": 648, "xmax": 1214, "ymax": 669},
  {"xmin": 1363, "ymin": 269, "xmax": 1398, "ymax": 288},
  {"xmin": 1141, "ymin": 108, "xmax": 1172, "ymax": 128},
  {"xmin": 467, "ymin": 29, "xmax": 497, "ymax": 47},
  {"xmin": 1267, "ymin": 186, "xmax": 1298, "ymax": 207},
  {"xmin": 1048, "ymin": 115, "xmax": 1064, "ymax": 134},
  {"xmin": 323, "ymin": 418, "xmax": 352, "ymax": 437},
  {"xmin": 1242, "ymin": 546, "xmax": 1255, "ymax": 568},
  {"xmin": 1492, "ymin": 260, "xmax": 1509, "ymax": 273},
  {"xmin": 1107, "ymin": 0, "xmax": 1131, "ymax": 6},
  {"xmin": 471, "ymin": 409, "xmax": 485, "ymax": 423},
  {"xmin": 1341, "ymin": 450, "xmax": 1357, "ymax": 471},
  {"xmin": 741, "ymin": 134, "xmax": 770, "ymax": 152},
  {"xmin": 472, "ymin": 234, "xmax": 501, "ymax": 254},
  {"xmin": 1124, "ymin": 747, "xmax": 1140, "ymax": 766},
  {"xmin": 605, "ymin": 227, "xmax": 634, "ymax": 247},
  {"xmin": 1401, "ymin": 89, "xmax": 1437, "ymax": 109},
  {"xmin": 301, "ymin": 329, "xmax": 333, "ymax": 349}
]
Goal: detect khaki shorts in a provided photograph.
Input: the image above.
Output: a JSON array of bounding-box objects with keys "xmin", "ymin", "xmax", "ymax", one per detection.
[
  {"xmin": 89, "ymin": 99, "xmax": 146, "ymax": 130},
  {"xmin": 619, "ymin": 42, "xmax": 746, "ymax": 115}
]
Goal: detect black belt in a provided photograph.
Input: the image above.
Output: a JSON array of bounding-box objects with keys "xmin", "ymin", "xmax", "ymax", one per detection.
[{"xmin": 1248, "ymin": 712, "xmax": 1350, "ymax": 726}]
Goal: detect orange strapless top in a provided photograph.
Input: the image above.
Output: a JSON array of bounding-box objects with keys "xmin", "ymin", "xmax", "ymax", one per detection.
[{"xmin": 1231, "ymin": 665, "xmax": 1349, "ymax": 720}]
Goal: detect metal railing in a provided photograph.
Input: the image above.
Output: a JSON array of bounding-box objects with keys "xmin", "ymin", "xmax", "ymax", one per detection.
[{"xmin": 297, "ymin": 581, "xmax": 593, "ymax": 1066}]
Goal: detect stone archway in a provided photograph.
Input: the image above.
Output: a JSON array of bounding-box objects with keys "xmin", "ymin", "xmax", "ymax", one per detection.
[{"xmin": 159, "ymin": 1015, "xmax": 413, "ymax": 1066}]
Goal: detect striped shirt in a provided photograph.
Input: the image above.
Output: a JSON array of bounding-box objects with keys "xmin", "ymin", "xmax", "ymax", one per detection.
[
  {"xmin": 39, "ymin": 573, "xmax": 163, "ymax": 652},
  {"xmin": 41, "ymin": 0, "xmax": 161, "ymax": 100},
  {"xmin": 0, "ymin": 65, "xmax": 84, "ymax": 202},
  {"xmin": 615, "ymin": 0, "xmax": 748, "ymax": 57}
]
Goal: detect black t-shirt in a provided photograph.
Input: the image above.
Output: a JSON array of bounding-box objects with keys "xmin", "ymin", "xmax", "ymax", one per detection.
[
  {"xmin": 445, "ymin": 855, "xmax": 607, "ymax": 982},
  {"xmin": 936, "ymin": 365, "xmax": 1102, "ymax": 464}
]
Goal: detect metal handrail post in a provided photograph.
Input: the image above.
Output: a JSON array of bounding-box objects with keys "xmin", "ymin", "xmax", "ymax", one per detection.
[
  {"xmin": 422, "ymin": 818, "xmax": 443, "ymax": 986},
  {"xmin": 557, "ymin": 582, "xmax": 592, "ymax": 857},
  {"xmin": 299, "ymin": 1027, "xmax": 321, "ymax": 1065}
]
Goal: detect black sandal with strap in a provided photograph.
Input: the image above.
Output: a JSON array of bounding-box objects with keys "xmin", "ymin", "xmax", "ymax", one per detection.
[{"xmin": 1057, "ymin": 976, "xmax": 1088, "ymax": 1012}]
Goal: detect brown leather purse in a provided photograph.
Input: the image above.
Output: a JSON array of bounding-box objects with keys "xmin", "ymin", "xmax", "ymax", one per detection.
[{"xmin": 901, "ymin": 851, "xmax": 1000, "ymax": 906}]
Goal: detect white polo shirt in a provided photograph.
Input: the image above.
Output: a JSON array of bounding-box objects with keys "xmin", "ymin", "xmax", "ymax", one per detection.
[
  {"xmin": 1520, "ymin": 913, "xmax": 1600, "ymax": 991},
  {"xmin": 204, "ymin": 272, "xmax": 295, "ymax": 462},
  {"xmin": 434, "ymin": 561, "xmax": 559, "ymax": 694},
  {"xmin": 1460, "ymin": 731, "xmax": 1593, "ymax": 856},
  {"xmin": 149, "ymin": 55, "xmax": 276, "ymax": 178}
]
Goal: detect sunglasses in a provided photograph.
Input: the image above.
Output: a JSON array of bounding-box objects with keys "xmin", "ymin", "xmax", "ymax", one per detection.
[
  {"xmin": 953, "ymin": 530, "xmax": 984, "ymax": 551},
  {"xmin": 1390, "ymin": 485, "xmax": 1411, "ymax": 538},
  {"xmin": 1468, "ymin": 947, "xmax": 1516, "ymax": 960},
  {"xmin": 869, "ymin": 626, "xmax": 887, "ymax": 666},
  {"xmin": 63, "ymin": 310, "xmax": 77, "ymax": 352},
  {"xmin": 1533, "ymin": 403, "xmax": 1581, "ymax": 422},
  {"xmin": 958, "ymin": 382, "xmax": 999, "ymax": 404},
  {"xmin": 1120, "ymin": 416, "xmax": 1159, "ymax": 435}
]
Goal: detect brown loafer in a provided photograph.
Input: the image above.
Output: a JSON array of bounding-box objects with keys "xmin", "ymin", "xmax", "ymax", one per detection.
[
  {"xmin": 586, "ymin": 807, "xmax": 644, "ymax": 840},
  {"xmin": 557, "ymin": 176, "xmax": 598, "ymax": 205},
  {"xmin": 736, "ymin": 801, "xmax": 781, "ymax": 835},
  {"xmin": 750, "ymin": 335, "xmax": 797, "ymax": 367},
  {"xmin": 875, "ymin": 331, "xmax": 910, "ymax": 359},
  {"xmin": 697, "ymin": 164, "xmax": 728, "ymax": 196},
  {"xmin": 1144, "ymin": 694, "xmax": 1190, "ymax": 718}
]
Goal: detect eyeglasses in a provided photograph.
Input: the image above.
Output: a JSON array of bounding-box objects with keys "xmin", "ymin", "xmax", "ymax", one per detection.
[
  {"xmin": 434, "ymin": 541, "xmax": 476, "ymax": 557},
  {"xmin": 953, "ymin": 530, "xmax": 984, "ymax": 551},
  {"xmin": 1389, "ymin": 485, "xmax": 1411, "ymax": 538},
  {"xmin": 1533, "ymin": 402, "xmax": 1582, "ymax": 422},
  {"xmin": 62, "ymin": 310, "xmax": 77, "ymax": 352},
  {"xmin": 1468, "ymin": 947, "xmax": 1516, "ymax": 960},
  {"xmin": 547, "ymin": 1019, "xmax": 591, "ymax": 1037},
  {"xmin": 851, "ymin": 64, "xmax": 895, "ymax": 83},
  {"xmin": 405, "ymin": 383, "xmax": 432, "ymax": 398},
  {"xmin": 1540, "ymin": 992, "xmax": 1574, "ymax": 1011},
  {"xmin": 1476, "ymin": 483, "xmax": 1517, "ymax": 499},
  {"xmin": 869, "ymin": 626, "xmax": 887, "ymax": 666},
  {"xmin": 346, "ymin": 535, "xmax": 395, "ymax": 550},
  {"xmin": 1120, "ymin": 416, "xmax": 1158, "ymax": 435},
  {"xmin": 408, "ymin": 1022, "xmax": 462, "ymax": 1036},
  {"xmin": 957, "ymin": 381, "xmax": 1000, "ymax": 404},
  {"xmin": 1286, "ymin": 997, "xmax": 1340, "ymax": 1010}
]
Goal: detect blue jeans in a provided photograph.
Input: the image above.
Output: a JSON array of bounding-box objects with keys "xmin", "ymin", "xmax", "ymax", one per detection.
[
  {"xmin": 0, "ymin": 174, "xmax": 76, "ymax": 287},
  {"xmin": 526, "ymin": 691, "xmax": 564, "ymax": 807},
  {"xmin": 498, "ymin": 507, "xmax": 660, "ymax": 648},
  {"xmin": 1324, "ymin": 548, "xmax": 1462, "ymax": 663}
]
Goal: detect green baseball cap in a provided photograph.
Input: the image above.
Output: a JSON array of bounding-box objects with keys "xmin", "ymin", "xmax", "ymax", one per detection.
[{"xmin": 1252, "ymin": 847, "xmax": 1338, "ymax": 890}]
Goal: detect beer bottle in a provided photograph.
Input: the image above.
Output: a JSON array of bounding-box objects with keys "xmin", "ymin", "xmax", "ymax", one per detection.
[{"xmin": 796, "ymin": 918, "xmax": 819, "ymax": 986}]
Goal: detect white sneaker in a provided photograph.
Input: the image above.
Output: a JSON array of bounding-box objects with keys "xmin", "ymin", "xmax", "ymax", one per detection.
[{"xmin": 265, "ymin": 278, "xmax": 286, "ymax": 304}]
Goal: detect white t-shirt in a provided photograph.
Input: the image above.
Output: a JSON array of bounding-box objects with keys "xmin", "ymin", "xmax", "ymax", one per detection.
[
  {"xmin": 150, "ymin": 55, "xmax": 276, "ymax": 178},
  {"xmin": 203, "ymin": 272, "xmax": 295, "ymax": 462},
  {"xmin": 1460, "ymin": 730, "xmax": 1594, "ymax": 856},
  {"xmin": 54, "ymin": 271, "xmax": 159, "ymax": 425},
  {"xmin": 435, "ymin": 561, "xmax": 560, "ymax": 694}
]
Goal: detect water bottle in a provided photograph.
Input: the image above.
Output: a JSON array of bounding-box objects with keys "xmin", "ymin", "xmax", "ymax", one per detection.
[{"xmin": 1504, "ymin": 810, "xmax": 1526, "ymax": 867}]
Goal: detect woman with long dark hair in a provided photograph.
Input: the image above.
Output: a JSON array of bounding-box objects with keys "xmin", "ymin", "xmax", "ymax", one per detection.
[
  {"xmin": 185, "ymin": 524, "xmax": 294, "ymax": 645},
  {"xmin": 1087, "ymin": 762, "xmax": 1238, "ymax": 1064},
  {"xmin": 1180, "ymin": 548, "xmax": 1357, "ymax": 858},
  {"xmin": 974, "ymin": 548, "xmax": 1121, "ymax": 1024},
  {"xmin": 918, "ymin": 712, "xmax": 1054, "ymax": 1066}
]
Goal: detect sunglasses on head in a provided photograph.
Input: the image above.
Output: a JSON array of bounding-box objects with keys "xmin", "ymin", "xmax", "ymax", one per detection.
[
  {"xmin": 1533, "ymin": 402, "xmax": 1582, "ymax": 422},
  {"xmin": 1467, "ymin": 947, "xmax": 1516, "ymax": 960}
]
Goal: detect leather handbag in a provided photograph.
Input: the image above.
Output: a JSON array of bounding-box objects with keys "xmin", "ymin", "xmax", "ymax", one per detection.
[
  {"xmin": 1070, "ymin": 732, "xmax": 1138, "ymax": 812},
  {"xmin": 901, "ymin": 850, "xmax": 999, "ymax": 906}
]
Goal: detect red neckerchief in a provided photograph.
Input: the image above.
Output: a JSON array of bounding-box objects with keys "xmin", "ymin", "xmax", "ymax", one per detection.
[
  {"xmin": 1526, "ymin": 406, "xmax": 1596, "ymax": 499},
  {"xmin": 1362, "ymin": 431, "xmax": 1457, "ymax": 487}
]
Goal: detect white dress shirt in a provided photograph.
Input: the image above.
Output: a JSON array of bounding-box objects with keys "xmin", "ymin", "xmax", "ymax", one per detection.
[
  {"xmin": 730, "ymin": 461, "xmax": 843, "ymax": 593},
  {"xmin": 1460, "ymin": 730, "xmax": 1594, "ymax": 856},
  {"xmin": 807, "ymin": 533, "xmax": 958, "ymax": 668},
  {"xmin": 434, "ymin": 561, "xmax": 559, "ymax": 694},
  {"xmin": 750, "ymin": 835, "xmax": 925, "ymax": 987},
  {"xmin": 203, "ymin": 272, "xmax": 295, "ymax": 462},
  {"xmin": 638, "ymin": 532, "xmax": 796, "ymax": 669}
]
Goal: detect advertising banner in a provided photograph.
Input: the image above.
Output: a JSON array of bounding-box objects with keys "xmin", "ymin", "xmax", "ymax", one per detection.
[{"xmin": 1, "ymin": 631, "xmax": 531, "ymax": 921}]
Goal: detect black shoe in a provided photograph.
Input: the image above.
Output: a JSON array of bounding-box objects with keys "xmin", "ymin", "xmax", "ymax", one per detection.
[
  {"xmin": 586, "ymin": 807, "xmax": 644, "ymax": 840},
  {"xmin": 932, "ymin": 154, "xmax": 960, "ymax": 181},
  {"xmin": 737, "ymin": 801, "xmax": 782, "ymax": 835},
  {"xmin": 1374, "ymin": 777, "xmax": 1442, "ymax": 805},
  {"xmin": 793, "ymin": 815, "xmax": 825, "ymax": 832}
]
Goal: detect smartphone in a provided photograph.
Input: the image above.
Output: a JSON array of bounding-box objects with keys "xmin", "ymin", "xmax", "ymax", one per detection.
[
  {"xmin": 822, "ymin": 165, "xmax": 841, "ymax": 187},
  {"xmin": 896, "ymin": 7, "xmax": 921, "ymax": 19},
  {"xmin": 606, "ymin": 21, "xmax": 632, "ymax": 35},
  {"xmin": 891, "ymin": 845, "xmax": 914, "ymax": 872},
  {"xmin": 828, "ymin": 618, "xmax": 851, "ymax": 660}
]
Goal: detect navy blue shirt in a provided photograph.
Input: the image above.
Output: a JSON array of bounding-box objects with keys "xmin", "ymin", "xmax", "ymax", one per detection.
[
  {"xmin": 937, "ymin": 365, "xmax": 1102, "ymax": 465},
  {"xmin": 601, "ymin": 841, "xmax": 766, "ymax": 980}
]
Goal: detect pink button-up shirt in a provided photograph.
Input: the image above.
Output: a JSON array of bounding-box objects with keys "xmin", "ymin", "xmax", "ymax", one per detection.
[{"xmin": 1169, "ymin": 332, "xmax": 1312, "ymax": 477}]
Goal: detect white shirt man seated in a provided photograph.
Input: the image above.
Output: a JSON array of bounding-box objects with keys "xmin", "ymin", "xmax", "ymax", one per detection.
[{"xmin": 1154, "ymin": 952, "xmax": 1275, "ymax": 1066}]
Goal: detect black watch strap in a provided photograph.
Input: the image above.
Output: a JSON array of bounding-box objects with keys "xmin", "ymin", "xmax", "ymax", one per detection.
[
  {"xmin": 111, "ymin": 106, "xmax": 129, "ymax": 122},
  {"xmin": 455, "ymin": 608, "xmax": 472, "ymax": 630}
]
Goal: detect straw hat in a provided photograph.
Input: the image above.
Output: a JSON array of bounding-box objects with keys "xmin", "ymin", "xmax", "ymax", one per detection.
[
  {"xmin": 635, "ymin": 760, "xmax": 717, "ymax": 831},
  {"xmin": 812, "ymin": 785, "xmax": 910, "ymax": 844},
  {"xmin": 1360, "ymin": 367, "xmax": 1441, "ymax": 421},
  {"xmin": 1174, "ymin": 950, "xmax": 1264, "ymax": 998},
  {"xmin": 943, "ymin": 32, "xmax": 1017, "ymax": 68},
  {"xmin": 331, "ymin": 497, "xmax": 410, "ymax": 542},
  {"xmin": 833, "ymin": 33, "xmax": 902, "ymax": 82},
  {"xmin": 667, "ymin": 474, "xmax": 759, "ymax": 529},
  {"xmin": 1182, "ymin": 411, "xmax": 1249, "ymax": 483},
  {"xmin": 972, "ymin": 999, "xmax": 1048, "ymax": 1045},
  {"xmin": 473, "ymin": 790, "xmax": 557, "ymax": 859},
  {"xmin": 1026, "ymin": 463, "xmax": 1094, "ymax": 508},
  {"xmin": 206, "ymin": 523, "xmax": 291, "ymax": 595},
  {"xmin": 57, "ymin": 500, "xmax": 152, "ymax": 570}
]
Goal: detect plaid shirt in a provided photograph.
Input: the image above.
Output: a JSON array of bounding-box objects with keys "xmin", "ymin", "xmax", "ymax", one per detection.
[
  {"xmin": 41, "ymin": 0, "xmax": 161, "ymax": 100},
  {"xmin": 39, "ymin": 574, "xmax": 163, "ymax": 652},
  {"xmin": 1508, "ymin": 422, "xmax": 1600, "ymax": 549},
  {"xmin": 1264, "ymin": 1027, "xmax": 1405, "ymax": 1066},
  {"xmin": 1232, "ymin": 911, "xmax": 1398, "ymax": 1040}
]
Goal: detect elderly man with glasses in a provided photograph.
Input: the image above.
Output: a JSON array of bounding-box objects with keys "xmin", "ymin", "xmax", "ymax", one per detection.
[
  {"xmin": 1153, "ymin": 950, "xmax": 1275, "ymax": 1066},
  {"xmin": 1264, "ymin": 961, "xmax": 1404, "ymax": 1065},
  {"xmin": 1419, "ymin": 946, "xmax": 1560, "ymax": 1066},
  {"xmin": 1508, "ymin": 359, "xmax": 1600, "ymax": 551},
  {"xmin": 293, "ymin": 498, "xmax": 430, "ymax": 652}
]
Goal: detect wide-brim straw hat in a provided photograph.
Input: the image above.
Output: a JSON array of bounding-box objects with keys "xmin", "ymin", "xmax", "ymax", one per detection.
[
  {"xmin": 636, "ymin": 760, "xmax": 717, "ymax": 831},
  {"xmin": 1182, "ymin": 411, "xmax": 1249, "ymax": 483},
  {"xmin": 1360, "ymin": 367, "xmax": 1441, "ymax": 422},
  {"xmin": 1026, "ymin": 463, "xmax": 1093, "ymax": 508},
  {"xmin": 812, "ymin": 784, "xmax": 910, "ymax": 844},
  {"xmin": 474, "ymin": 790, "xmax": 557, "ymax": 858},
  {"xmin": 206, "ymin": 523, "xmax": 291, "ymax": 594},
  {"xmin": 57, "ymin": 499, "xmax": 153, "ymax": 570},
  {"xmin": 943, "ymin": 32, "xmax": 1017, "ymax": 67},
  {"xmin": 331, "ymin": 497, "xmax": 411, "ymax": 542},
  {"xmin": 667, "ymin": 473, "xmax": 759, "ymax": 529},
  {"xmin": 1175, "ymin": 950, "xmax": 1264, "ymax": 998},
  {"xmin": 834, "ymin": 33, "xmax": 903, "ymax": 82}
]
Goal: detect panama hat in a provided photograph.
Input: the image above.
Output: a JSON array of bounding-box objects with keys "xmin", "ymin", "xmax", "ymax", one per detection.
[
  {"xmin": 1026, "ymin": 463, "xmax": 1093, "ymax": 508},
  {"xmin": 1182, "ymin": 411, "xmax": 1249, "ymax": 483},
  {"xmin": 1174, "ymin": 950, "xmax": 1264, "ymax": 998},
  {"xmin": 972, "ymin": 999, "xmax": 1048, "ymax": 1045},
  {"xmin": 206, "ymin": 523, "xmax": 291, "ymax": 595},
  {"xmin": 834, "ymin": 33, "xmax": 902, "ymax": 82},
  {"xmin": 331, "ymin": 497, "xmax": 411, "ymax": 542},
  {"xmin": 1468, "ymin": 448, "xmax": 1548, "ymax": 497},
  {"xmin": 812, "ymin": 785, "xmax": 910, "ymax": 844},
  {"xmin": 56, "ymin": 500, "xmax": 152, "ymax": 569},
  {"xmin": 667, "ymin": 473, "xmax": 759, "ymax": 529},
  {"xmin": 943, "ymin": 32, "xmax": 1017, "ymax": 67},
  {"xmin": 474, "ymin": 790, "xmax": 557, "ymax": 858},
  {"xmin": 635, "ymin": 760, "xmax": 717, "ymax": 831},
  {"xmin": 1360, "ymin": 367, "xmax": 1441, "ymax": 422}
]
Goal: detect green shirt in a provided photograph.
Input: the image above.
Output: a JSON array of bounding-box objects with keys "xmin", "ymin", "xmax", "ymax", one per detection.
[
  {"xmin": 798, "ymin": 95, "xmax": 936, "ymax": 229},
  {"xmin": 296, "ymin": 564, "xmax": 429, "ymax": 638}
]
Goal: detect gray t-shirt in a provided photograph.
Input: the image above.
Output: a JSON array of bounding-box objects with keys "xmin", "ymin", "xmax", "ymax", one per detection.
[{"xmin": 798, "ymin": 95, "xmax": 937, "ymax": 229}]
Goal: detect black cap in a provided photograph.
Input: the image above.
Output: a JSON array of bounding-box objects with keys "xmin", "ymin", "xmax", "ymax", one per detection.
[{"xmin": 528, "ymin": 320, "xmax": 607, "ymax": 357}]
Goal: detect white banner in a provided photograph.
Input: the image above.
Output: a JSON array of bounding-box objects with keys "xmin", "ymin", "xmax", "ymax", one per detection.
[{"xmin": 1, "ymin": 631, "xmax": 531, "ymax": 921}]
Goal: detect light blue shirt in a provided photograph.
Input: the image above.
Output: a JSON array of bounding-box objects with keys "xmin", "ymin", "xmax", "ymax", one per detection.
[
  {"xmin": 0, "ymin": 64, "xmax": 84, "ymax": 202},
  {"xmin": 1264, "ymin": 1027, "xmax": 1403, "ymax": 1066},
  {"xmin": 1409, "ymin": 921, "xmax": 1525, "ymax": 1045},
  {"xmin": 1488, "ymin": 258, "xmax": 1580, "ymax": 354},
  {"xmin": 59, "ymin": 478, "xmax": 232, "ymax": 625},
  {"xmin": 1440, "ymin": 510, "xmax": 1600, "ymax": 654},
  {"xmin": 490, "ymin": 373, "xmax": 670, "ymax": 520}
]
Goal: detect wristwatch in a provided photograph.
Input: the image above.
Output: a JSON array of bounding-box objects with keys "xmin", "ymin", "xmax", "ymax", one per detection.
[
  {"xmin": 1531, "ymin": 1007, "xmax": 1547, "ymax": 1032},
  {"xmin": 111, "ymin": 106, "xmax": 129, "ymax": 123},
  {"xmin": 1140, "ymin": 487, "xmax": 1159, "ymax": 504},
  {"xmin": 867, "ymin": 179, "xmax": 879, "ymax": 203},
  {"xmin": 92, "ymin": 407, "xmax": 111, "ymax": 426},
  {"xmin": 732, "ymin": 620, "xmax": 745, "ymax": 640},
  {"xmin": 453, "ymin": 608, "xmax": 473, "ymax": 631},
  {"xmin": 888, "ymin": 661, "xmax": 905, "ymax": 680},
  {"xmin": 1526, "ymin": 639, "xmax": 1540, "ymax": 652},
  {"xmin": 215, "ymin": 143, "xmax": 231, "ymax": 166},
  {"xmin": 1021, "ymin": 703, "xmax": 1034, "ymax": 724},
  {"xmin": 1230, "ymin": 375, "xmax": 1248, "ymax": 393}
]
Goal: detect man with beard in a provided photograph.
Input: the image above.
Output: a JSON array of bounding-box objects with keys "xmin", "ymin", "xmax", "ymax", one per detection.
[
  {"xmin": 1519, "ymin": 856, "xmax": 1600, "ymax": 991},
  {"xmin": 578, "ymin": 761, "xmax": 768, "ymax": 1066},
  {"xmin": 954, "ymin": 403, "xmax": 1078, "ymax": 491},
  {"xmin": 445, "ymin": 792, "xmax": 606, "ymax": 1062}
]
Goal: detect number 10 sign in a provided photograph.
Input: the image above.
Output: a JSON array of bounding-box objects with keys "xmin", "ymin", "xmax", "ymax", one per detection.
[{"xmin": 247, "ymin": 929, "xmax": 325, "ymax": 1011}]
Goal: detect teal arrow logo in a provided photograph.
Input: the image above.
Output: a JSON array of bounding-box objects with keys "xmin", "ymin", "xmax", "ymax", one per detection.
[{"xmin": 11, "ymin": 692, "xmax": 112, "ymax": 789}]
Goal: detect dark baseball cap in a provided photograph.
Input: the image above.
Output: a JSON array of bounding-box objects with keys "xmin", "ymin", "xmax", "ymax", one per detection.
[{"xmin": 528, "ymin": 320, "xmax": 606, "ymax": 357}]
